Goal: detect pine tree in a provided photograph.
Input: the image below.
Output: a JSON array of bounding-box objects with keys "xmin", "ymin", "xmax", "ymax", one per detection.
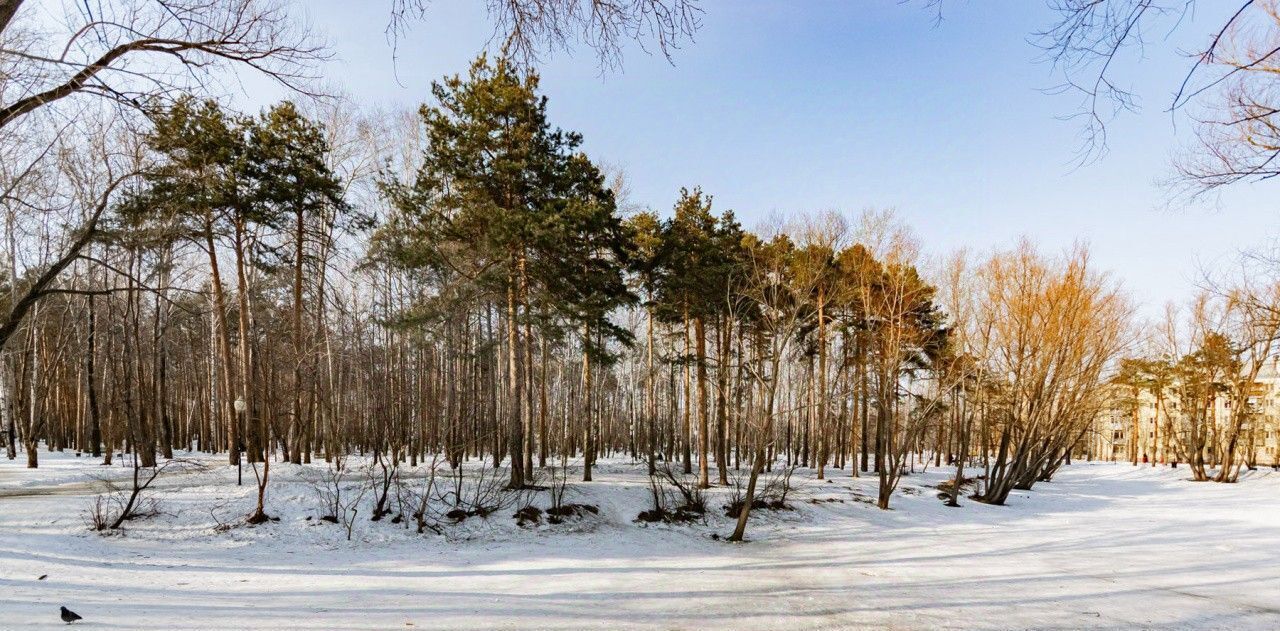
[
  {"xmin": 625, "ymin": 211, "xmax": 666, "ymax": 475},
  {"xmin": 379, "ymin": 55, "xmax": 633, "ymax": 487},
  {"xmin": 125, "ymin": 98, "xmax": 247, "ymax": 468},
  {"xmin": 125, "ymin": 99, "xmax": 345, "ymax": 522},
  {"xmin": 653, "ymin": 188, "xmax": 743, "ymax": 486},
  {"xmin": 246, "ymin": 101, "xmax": 347, "ymax": 472}
]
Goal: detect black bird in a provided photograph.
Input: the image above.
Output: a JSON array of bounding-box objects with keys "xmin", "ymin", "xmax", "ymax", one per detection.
[{"xmin": 60, "ymin": 606, "xmax": 82, "ymax": 624}]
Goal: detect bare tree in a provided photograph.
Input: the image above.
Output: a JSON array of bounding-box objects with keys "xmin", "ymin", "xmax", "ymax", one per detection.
[
  {"xmin": 1172, "ymin": 2, "xmax": 1280, "ymax": 196},
  {"xmin": 971, "ymin": 241, "xmax": 1133, "ymax": 504},
  {"xmin": 0, "ymin": 0, "xmax": 325, "ymax": 346},
  {"xmin": 387, "ymin": 0, "xmax": 701, "ymax": 70},
  {"xmin": 1033, "ymin": 1, "xmax": 1261, "ymax": 165},
  {"xmin": 0, "ymin": 0, "xmax": 323, "ymax": 130},
  {"xmin": 727, "ymin": 225, "xmax": 816, "ymax": 542},
  {"xmin": 1200, "ymin": 261, "xmax": 1280, "ymax": 481}
]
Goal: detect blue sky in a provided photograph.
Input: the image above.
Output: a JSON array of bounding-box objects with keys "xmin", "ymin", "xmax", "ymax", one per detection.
[{"xmin": 247, "ymin": 0, "xmax": 1280, "ymax": 318}]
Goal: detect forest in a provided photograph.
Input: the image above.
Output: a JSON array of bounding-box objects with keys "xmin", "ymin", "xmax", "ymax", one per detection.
[
  {"xmin": 3, "ymin": 0, "xmax": 1280, "ymax": 533},
  {"xmin": 5, "ymin": 48, "xmax": 1138, "ymax": 527}
]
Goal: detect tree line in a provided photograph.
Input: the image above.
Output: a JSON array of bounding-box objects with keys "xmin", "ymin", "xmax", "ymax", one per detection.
[
  {"xmin": 2, "ymin": 50, "xmax": 1142, "ymax": 538},
  {"xmin": 7, "ymin": 0, "xmax": 1280, "ymax": 541}
]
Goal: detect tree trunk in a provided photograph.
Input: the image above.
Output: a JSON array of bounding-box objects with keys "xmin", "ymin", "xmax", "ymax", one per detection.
[
  {"xmin": 204, "ymin": 223, "xmax": 238, "ymax": 465},
  {"xmin": 290, "ymin": 207, "xmax": 306, "ymax": 465},
  {"xmin": 86, "ymin": 295, "xmax": 101, "ymax": 457},
  {"xmin": 695, "ymin": 315, "xmax": 709, "ymax": 488},
  {"xmin": 682, "ymin": 308, "xmax": 692, "ymax": 474},
  {"xmin": 233, "ymin": 218, "xmax": 254, "ymax": 462},
  {"xmin": 506, "ymin": 261, "xmax": 525, "ymax": 489},
  {"xmin": 582, "ymin": 322, "xmax": 593, "ymax": 482},
  {"xmin": 646, "ymin": 307, "xmax": 657, "ymax": 476},
  {"xmin": 728, "ymin": 445, "xmax": 767, "ymax": 542},
  {"xmin": 816, "ymin": 286, "xmax": 827, "ymax": 479}
]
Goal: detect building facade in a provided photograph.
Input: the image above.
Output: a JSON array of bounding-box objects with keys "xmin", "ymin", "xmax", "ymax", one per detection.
[{"xmin": 1091, "ymin": 360, "xmax": 1280, "ymax": 467}]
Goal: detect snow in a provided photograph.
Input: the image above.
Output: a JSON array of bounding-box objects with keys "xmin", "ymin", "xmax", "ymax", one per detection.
[{"xmin": 2, "ymin": 450, "xmax": 1278, "ymax": 630}]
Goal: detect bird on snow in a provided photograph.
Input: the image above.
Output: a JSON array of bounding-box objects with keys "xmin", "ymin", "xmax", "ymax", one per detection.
[{"xmin": 60, "ymin": 606, "xmax": 82, "ymax": 624}]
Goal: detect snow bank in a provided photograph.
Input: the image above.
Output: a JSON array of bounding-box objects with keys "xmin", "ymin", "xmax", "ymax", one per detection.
[{"xmin": 1, "ymin": 451, "xmax": 1277, "ymax": 629}]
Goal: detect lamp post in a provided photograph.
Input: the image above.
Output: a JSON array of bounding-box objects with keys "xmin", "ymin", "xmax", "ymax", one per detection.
[{"xmin": 234, "ymin": 396, "xmax": 247, "ymax": 486}]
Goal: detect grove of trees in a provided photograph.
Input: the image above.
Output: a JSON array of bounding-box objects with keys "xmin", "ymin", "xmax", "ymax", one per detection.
[{"xmin": 5, "ymin": 0, "xmax": 1280, "ymax": 542}]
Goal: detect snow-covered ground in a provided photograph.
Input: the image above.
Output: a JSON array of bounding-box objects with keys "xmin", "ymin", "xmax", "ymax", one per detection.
[{"xmin": 1, "ymin": 449, "xmax": 1278, "ymax": 630}]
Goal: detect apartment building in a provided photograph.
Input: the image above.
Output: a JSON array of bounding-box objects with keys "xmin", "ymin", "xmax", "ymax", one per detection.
[{"xmin": 1091, "ymin": 360, "xmax": 1280, "ymax": 466}]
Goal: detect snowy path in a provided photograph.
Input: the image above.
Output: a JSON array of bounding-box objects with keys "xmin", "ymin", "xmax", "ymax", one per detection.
[{"xmin": 1, "ymin": 453, "xmax": 1278, "ymax": 630}]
